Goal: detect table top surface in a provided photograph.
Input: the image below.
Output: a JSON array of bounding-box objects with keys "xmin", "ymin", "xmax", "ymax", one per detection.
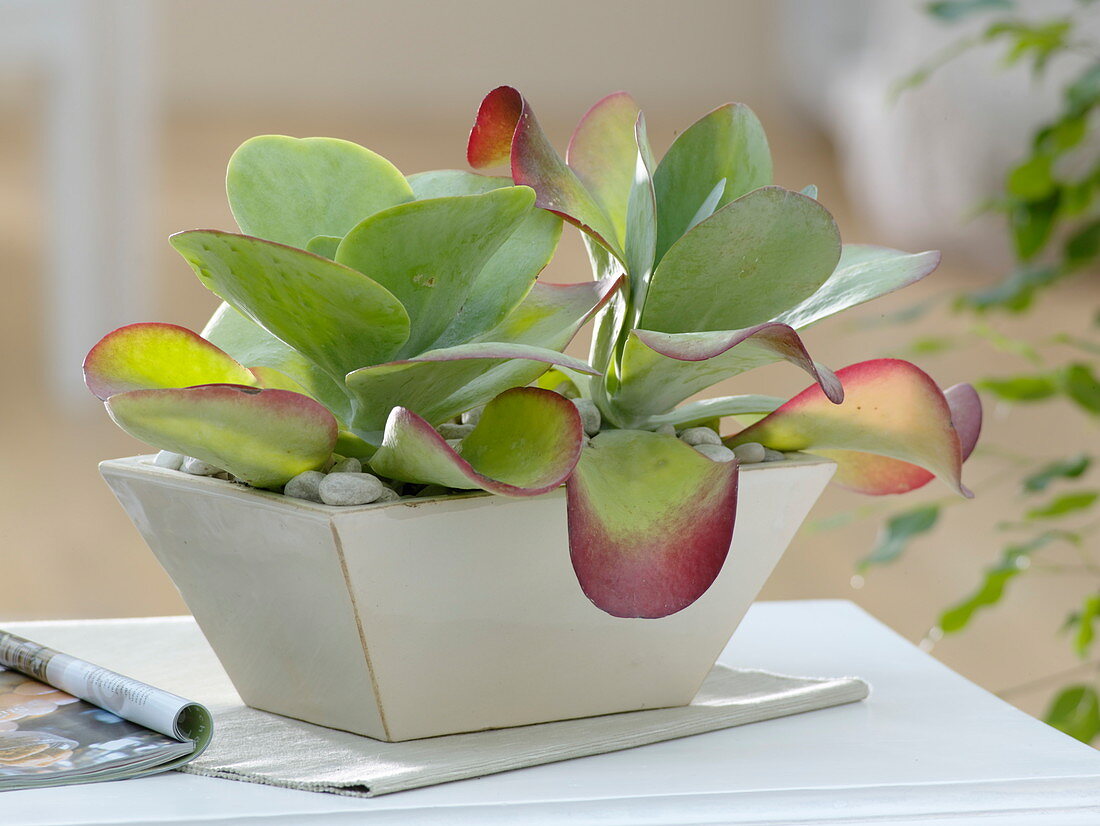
[{"xmin": 2, "ymin": 599, "xmax": 1099, "ymax": 826}]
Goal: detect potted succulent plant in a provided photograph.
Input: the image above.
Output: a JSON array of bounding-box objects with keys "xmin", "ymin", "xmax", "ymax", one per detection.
[{"xmin": 88, "ymin": 87, "xmax": 981, "ymax": 742}]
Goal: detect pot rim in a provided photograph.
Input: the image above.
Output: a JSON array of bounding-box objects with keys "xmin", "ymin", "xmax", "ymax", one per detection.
[{"xmin": 99, "ymin": 453, "xmax": 837, "ymax": 517}]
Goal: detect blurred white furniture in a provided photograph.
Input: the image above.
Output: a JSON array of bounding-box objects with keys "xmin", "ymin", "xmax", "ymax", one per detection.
[
  {"xmin": 4, "ymin": 600, "xmax": 1100, "ymax": 824},
  {"xmin": 0, "ymin": 0, "xmax": 154, "ymax": 404}
]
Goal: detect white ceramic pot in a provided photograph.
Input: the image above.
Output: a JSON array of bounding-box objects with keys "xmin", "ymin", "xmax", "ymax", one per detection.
[{"xmin": 101, "ymin": 454, "xmax": 836, "ymax": 742}]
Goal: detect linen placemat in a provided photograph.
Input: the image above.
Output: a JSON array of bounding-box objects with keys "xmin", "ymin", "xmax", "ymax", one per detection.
[{"xmin": 6, "ymin": 617, "xmax": 868, "ymax": 797}]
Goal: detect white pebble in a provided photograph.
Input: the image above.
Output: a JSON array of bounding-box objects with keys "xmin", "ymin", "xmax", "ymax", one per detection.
[
  {"xmin": 329, "ymin": 456, "xmax": 362, "ymax": 474},
  {"xmin": 655, "ymin": 424, "xmax": 676, "ymax": 436},
  {"xmin": 763, "ymin": 448, "xmax": 786, "ymax": 462},
  {"xmin": 445, "ymin": 438, "xmax": 463, "ymax": 450},
  {"xmin": 438, "ymin": 422, "xmax": 475, "ymax": 439},
  {"xmin": 319, "ymin": 472, "xmax": 385, "ymax": 506},
  {"xmin": 374, "ymin": 487, "xmax": 402, "ymax": 503},
  {"xmin": 572, "ymin": 398, "xmax": 602, "ymax": 436},
  {"xmin": 284, "ymin": 470, "xmax": 325, "ymax": 502},
  {"xmin": 460, "ymin": 406, "xmax": 484, "ymax": 426},
  {"xmin": 154, "ymin": 451, "xmax": 184, "ymax": 470},
  {"xmin": 732, "ymin": 442, "xmax": 766, "ymax": 464},
  {"xmin": 181, "ymin": 457, "xmax": 222, "ymax": 476},
  {"xmin": 694, "ymin": 443, "xmax": 737, "ymax": 462},
  {"xmin": 680, "ymin": 427, "xmax": 721, "ymax": 446}
]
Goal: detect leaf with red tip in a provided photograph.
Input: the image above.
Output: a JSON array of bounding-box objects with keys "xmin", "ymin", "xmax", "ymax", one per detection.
[
  {"xmin": 566, "ymin": 430, "xmax": 739, "ymax": 618},
  {"xmin": 817, "ymin": 383, "xmax": 983, "ymax": 495},
  {"xmin": 105, "ymin": 385, "xmax": 338, "ymax": 489},
  {"xmin": 345, "ymin": 342, "xmax": 599, "ymax": 431},
  {"xmin": 84, "ymin": 323, "xmax": 257, "ymax": 400},
  {"xmin": 369, "ymin": 387, "xmax": 584, "ymax": 496},
  {"xmin": 726, "ymin": 359, "xmax": 972, "ymax": 497},
  {"xmin": 566, "ymin": 92, "xmax": 642, "ymax": 248},
  {"xmin": 610, "ymin": 323, "xmax": 842, "ymax": 425},
  {"xmin": 467, "ymin": 86, "xmax": 622, "ymax": 258}
]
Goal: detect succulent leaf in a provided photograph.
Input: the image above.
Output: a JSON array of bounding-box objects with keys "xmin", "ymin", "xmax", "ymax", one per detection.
[
  {"xmin": 774, "ymin": 245, "xmax": 942, "ymax": 330},
  {"xmin": 467, "ymin": 86, "xmax": 623, "ymax": 258},
  {"xmin": 345, "ymin": 342, "xmax": 600, "ymax": 431},
  {"xmin": 335, "ymin": 188, "xmax": 536, "ymax": 356},
  {"xmin": 566, "ymin": 430, "xmax": 739, "ymax": 618},
  {"xmin": 202, "ymin": 302, "xmax": 353, "ymax": 422},
  {"xmin": 227, "ymin": 135, "xmax": 413, "ymax": 249},
  {"xmin": 725, "ymin": 359, "xmax": 973, "ymax": 496},
  {"xmin": 817, "ymin": 383, "xmax": 983, "ymax": 495},
  {"xmin": 624, "ymin": 113, "xmax": 658, "ymax": 312},
  {"xmin": 639, "ymin": 187, "xmax": 841, "ymax": 334},
  {"xmin": 645, "ymin": 395, "xmax": 784, "ymax": 430},
  {"xmin": 479, "ymin": 274, "xmax": 624, "ymax": 349},
  {"xmin": 369, "ymin": 387, "xmax": 584, "ymax": 495},
  {"xmin": 172, "ymin": 230, "xmax": 411, "ymax": 383},
  {"xmin": 305, "ymin": 235, "xmax": 342, "ymax": 260},
  {"xmin": 565, "ymin": 91, "xmax": 643, "ymax": 249},
  {"xmin": 83, "ymin": 323, "xmax": 257, "ymax": 400},
  {"xmin": 406, "ymin": 170, "xmax": 563, "ymax": 346},
  {"xmin": 652, "ymin": 103, "xmax": 772, "ymax": 265},
  {"xmin": 105, "ymin": 385, "xmax": 338, "ymax": 489},
  {"xmin": 612, "ymin": 323, "xmax": 843, "ymax": 424}
]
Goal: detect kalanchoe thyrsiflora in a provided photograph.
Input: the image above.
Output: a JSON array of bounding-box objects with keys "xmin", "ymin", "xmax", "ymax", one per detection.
[
  {"xmin": 84, "ymin": 90, "xmax": 982, "ymax": 622},
  {"xmin": 463, "ymin": 87, "xmax": 981, "ymax": 618}
]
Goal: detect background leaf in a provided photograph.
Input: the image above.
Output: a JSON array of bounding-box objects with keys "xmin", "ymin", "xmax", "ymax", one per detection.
[
  {"xmin": 1045, "ymin": 685, "xmax": 1100, "ymax": 744},
  {"xmin": 858, "ymin": 504, "xmax": 940, "ymax": 571}
]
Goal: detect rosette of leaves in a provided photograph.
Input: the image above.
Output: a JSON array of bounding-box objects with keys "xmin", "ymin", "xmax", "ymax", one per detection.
[
  {"xmin": 466, "ymin": 87, "xmax": 984, "ymax": 618},
  {"xmin": 84, "ymin": 135, "xmax": 621, "ymax": 494}
]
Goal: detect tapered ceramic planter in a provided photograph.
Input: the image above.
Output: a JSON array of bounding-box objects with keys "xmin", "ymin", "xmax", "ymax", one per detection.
[{"xmin": 101, "ymin": 454, "xmax": 835, "ymax": 742}]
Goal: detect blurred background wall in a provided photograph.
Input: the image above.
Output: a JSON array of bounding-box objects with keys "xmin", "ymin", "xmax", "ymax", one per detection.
[{"xmin": 2, "ymin": 0, "xmax": 1097, "ymax": 723}]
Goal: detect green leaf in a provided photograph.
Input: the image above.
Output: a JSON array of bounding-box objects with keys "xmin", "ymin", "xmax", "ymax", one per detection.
[
  {"xmin": 1007, "ymin": 154, "xmax": 1055, "ymax": 200},
  {"xmin": 369, "ymin": 387, "xmax": 584, "ymax": 495},
  {"xmin": 1062, "ymin": 362, "xmax": 1100, "ymax": 414},
  {"xmin": 624, "ymin": 113, "xmax": 658, "ymax": 310},
  {"xmin": 226, "ymin": 135, "xmax": 413, "ymax": 249},
  {"xmin": 83, "ymin": 323, "xmax": 257, "ymax": 400},
  {"xmin": 1045, "ymin": 685, "xmax": 1100, "ymax": 744},
  {"xmin": 305, "ymin": 235, "xmax": 342, "ymax": 260},
  {"xmin": 961, "ymin": 264, "xmax": 1062, "ymax": 313},
  {"xmin": 345, "ymin": 341, "xmax": 599, "ymax": 432},
  {"xmin": 1024, "ymin": 454, "xmax": 1091, "ymax": 493},
  {"xmin": 775, "ymin": 245, "xmax": 942, "ymax": 330},
  {"xmin": 938, "ymin": 533, "xmax": 1062, "ymax": 634},
  {"xmin": 978, "ymin": 373, "xmax": 1060, "ymax": 401},
  {"xmin": 1074, "ymin": 594, "xmax": 1100, "ymax": 658},
  {"xmin": 640, "ymin": 187, "xmax": 840, "ymax": 334},
  {"xmin": 926, "ymin": 0, "xmax": 1013, "ymax": 21},
  {"xmin": 1065, "ymin": 219, "xmax": 1100, "ymax": 269},
  {"xmin": 644, "ymin": 395, "xmax": 784, "ymax": 430},
  {"xmin": 406, "ymin": 170, "xmax": 563, "ymax": 346},
  {"xmin": 1012, "ymin": 191, "xmax": 1060, "ymax": 260},
  {"xmin": 652, "ymin": 103, "xmax": 772, "ymax": 265},
  {"xmin": 858, "ymin": 505, "xmax": 940, "ymax": 571},
  {"xmin": 1026, "ymin": 491, "xmax": 1099, "ymax": 519},
  {"xmin": 105, "ymin": 385, "xmax": 338, "ymax": 489},
  {"xmin": 201, "ymin": 303, "xmax": 352, "ymax": 422},
  {"xmin": 566, "ymin": 429, "xmax": 739, "ymax": 618},
  {"xmin": 336, "ymin": 188, "xmax": 535, "ymax": 356},
  {"xmin": 171, "ymin": 230, "xmax": 410, "ymax": 382}
]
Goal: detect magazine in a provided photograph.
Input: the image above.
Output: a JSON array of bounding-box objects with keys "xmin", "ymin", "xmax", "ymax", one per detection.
[{"xmin": 0, "ymin": 630, "xmax": 212, "ymax": 791}]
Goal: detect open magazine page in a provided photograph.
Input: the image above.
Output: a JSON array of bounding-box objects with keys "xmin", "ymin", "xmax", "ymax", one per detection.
[{"xmin": 0, "ymin": 631, "xmax": 212, "ymax": 791}]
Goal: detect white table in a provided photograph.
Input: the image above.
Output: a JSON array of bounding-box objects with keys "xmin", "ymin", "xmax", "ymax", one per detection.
[{"xmin": 3, "ymin": 600, "xmax": 1099, "ymax": 825}]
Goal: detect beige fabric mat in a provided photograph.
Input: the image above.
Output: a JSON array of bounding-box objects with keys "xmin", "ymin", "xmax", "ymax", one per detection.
[{"xmin": 6, "ymin": 617, "xmax": 868, "ymax": 797}]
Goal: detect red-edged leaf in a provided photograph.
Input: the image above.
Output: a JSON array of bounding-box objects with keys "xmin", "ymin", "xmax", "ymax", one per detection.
[
  {"xmin": 726, "ymin": 359, "xmax": 973, "ymax": 497},
  {"xmin": 105, "ymin": 384, "xmax": 338, "ymax": 488},
  {"xmin": 369, "ymin": 387, "xmax": 584, "ymax": 496},
  {"xmin": 467, "ymin": 86, "xmax": 622, "ymax": 258},
  {"xmin": 818, "ymin": 383, "xmax": 983, "ymax": 495},
  {"xmin": 84, "ymin": 323, "xmax": 257, "ymax": 400},
  {"xmin": 611, "ymin": 323, "xmax": 843, "ymax": 424},
  {"xmin": 567, "ymin": 430, "xmax": 739, "ymax": 619}
]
